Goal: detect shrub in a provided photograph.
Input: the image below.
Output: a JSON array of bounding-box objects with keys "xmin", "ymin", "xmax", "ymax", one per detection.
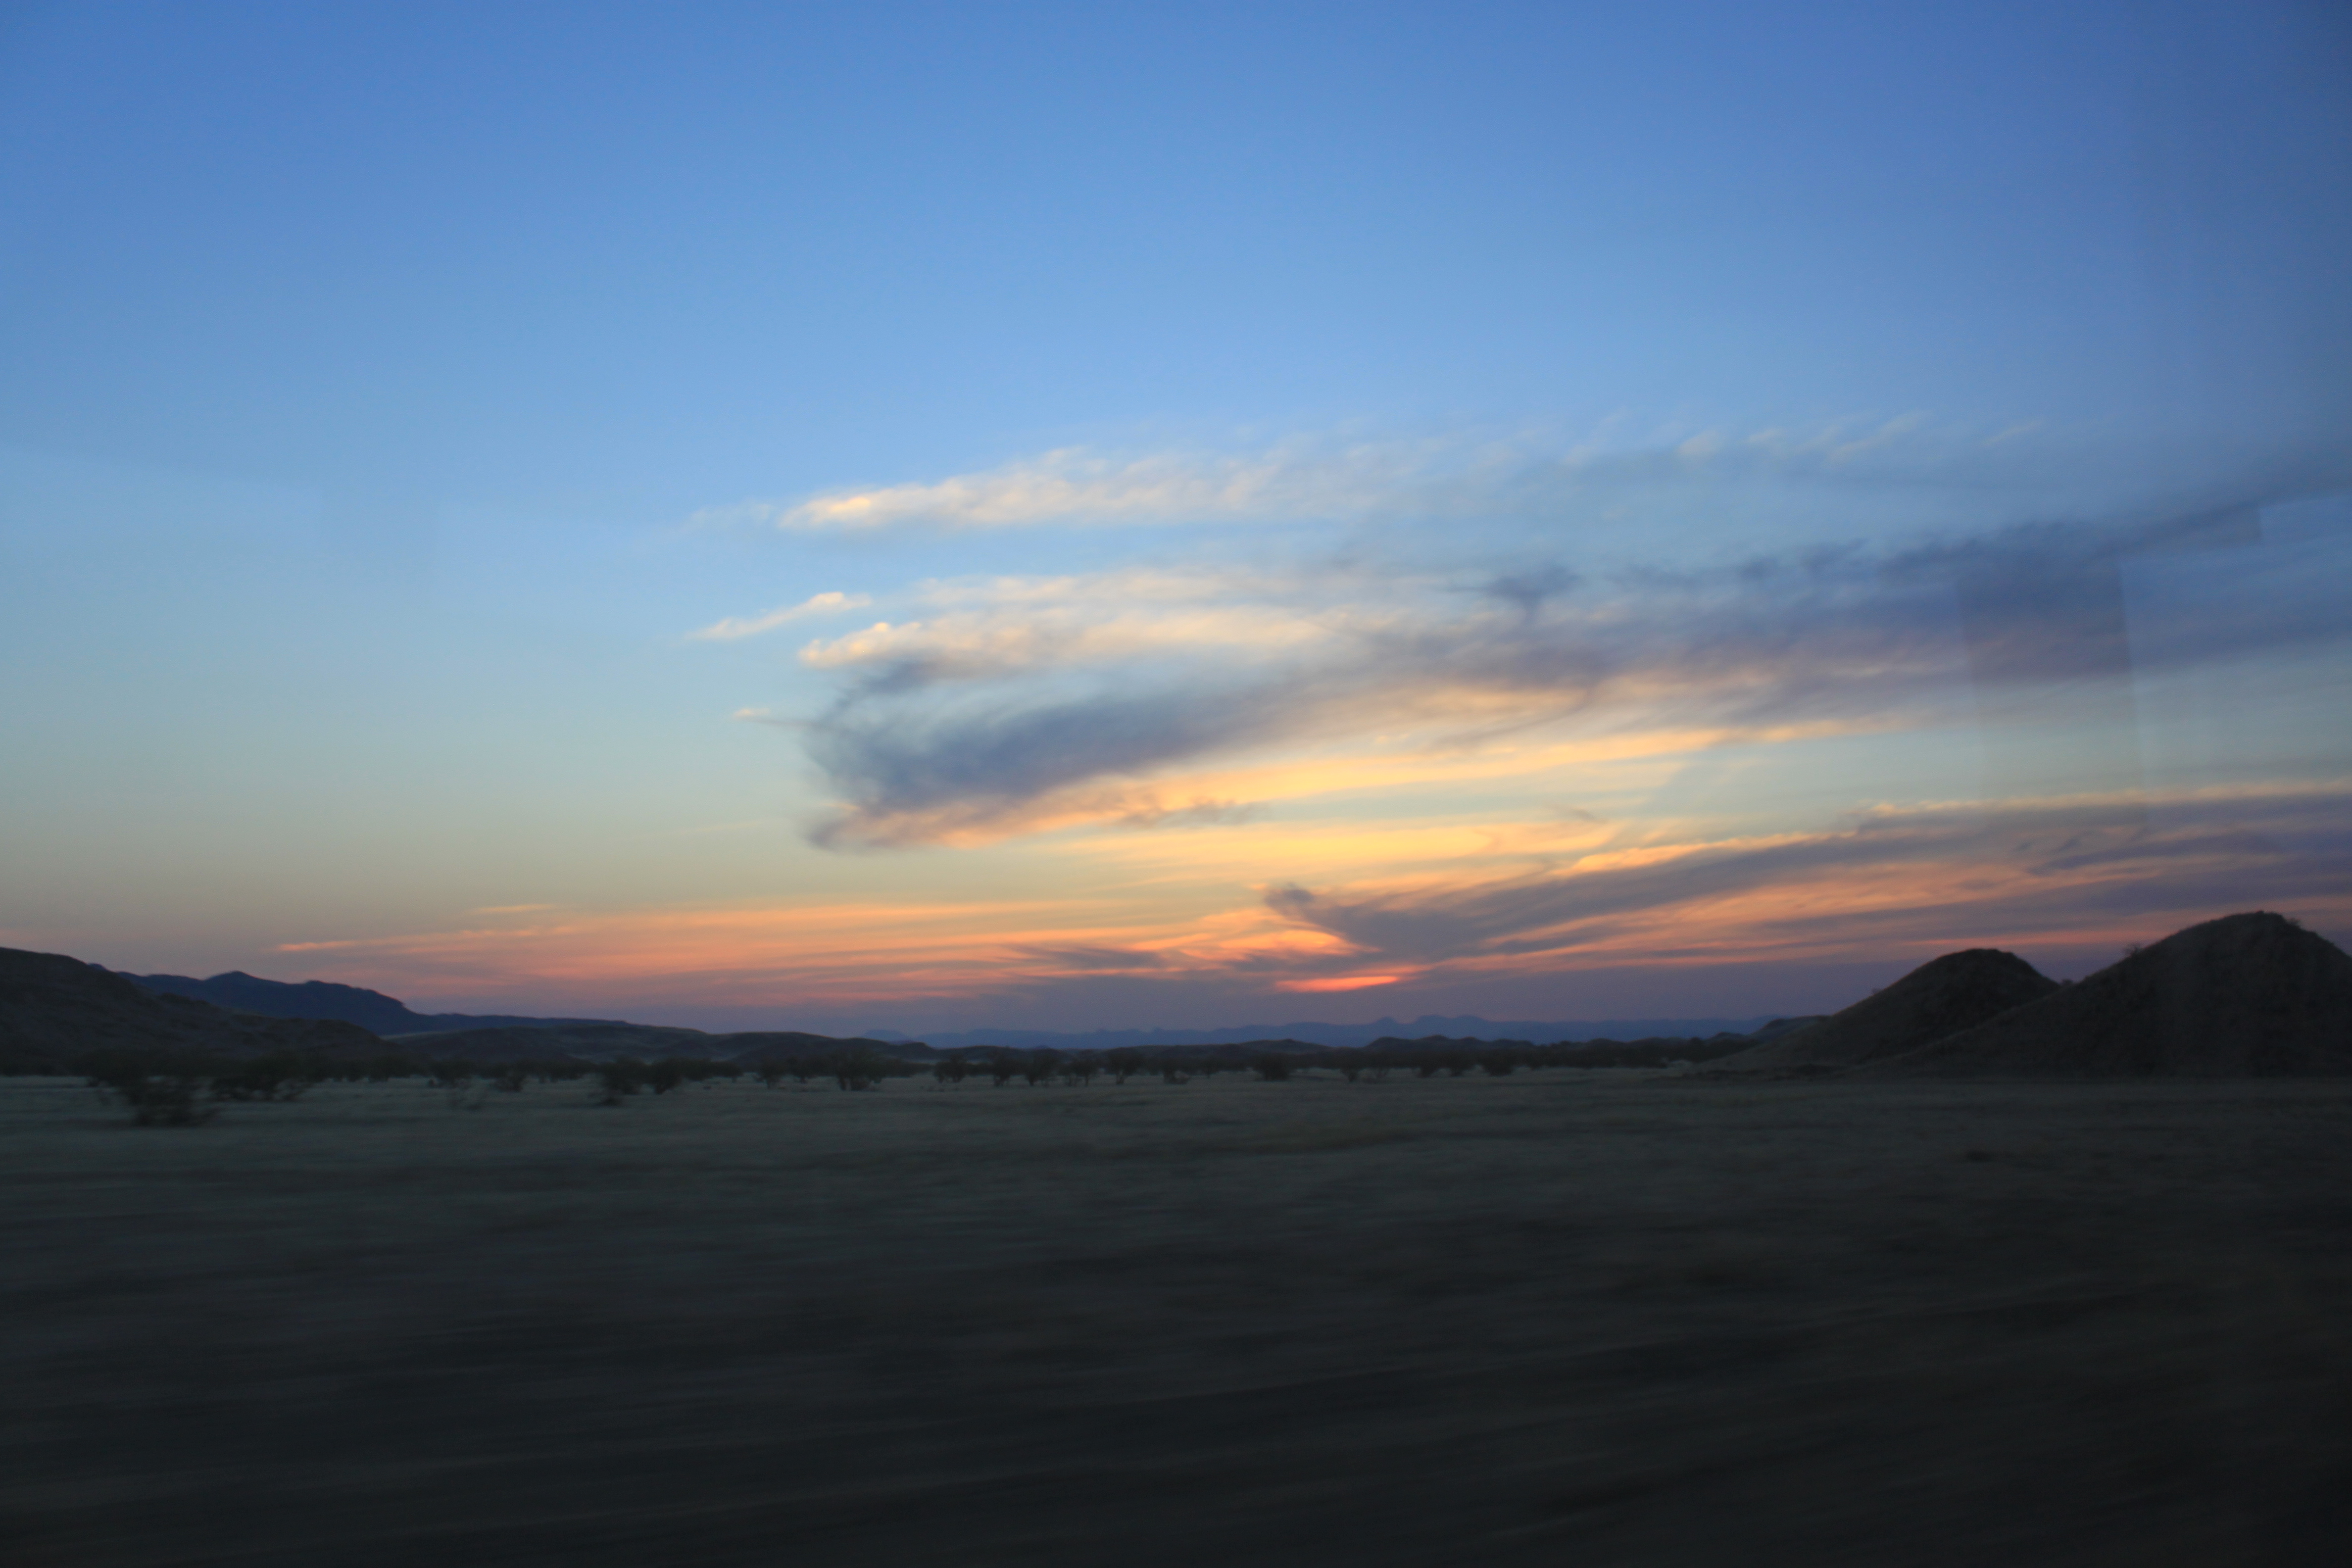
[
  {"xmin": 832, "ymin": 1048, "xmax": 889, "ymax": 1091},
  {"xmin": 1061, "ymin": 1058, "xmax": 1100, "ymax": 1087},
  {"xmin": 1479, "ymin": 1053, "xmax": 1518, "ymax": 1077},
  {"xmin": 1249, "ymin": 1055, "xmax": 1293, "ymax": 1082},
  {"xmin": 492, "ymin": 1063, "xmax": 531, "ymax": 1093},
  {"xmin": 645, "ymin": 1059, "xmax": 687, "ymax": 1095},
  {"xmin": 1157, "ymin": 1059, "xmax": 1193, "ymax": 1085},
  {"xmin": 595, "ymin": 1061, "xmax": 645, "ymax": 1104},
  {"xmin": 932, "ymin": 1056, "xmax": 969, "ymax": 1085},
  {"xmin": 88, "ymin": 1064, "xmax": 218, "ymax": 1127},
  {"xmin": 209, "ymin": 1053, "xmax": 320, "ymax": 1102},
  {"xmin": 1022, "ymin": 1051, "xmax": 1059, "ymax": 1087},
  {"xmin": 986, "ymin": 1053, "xmax": 1020, "ymax": 1087}
]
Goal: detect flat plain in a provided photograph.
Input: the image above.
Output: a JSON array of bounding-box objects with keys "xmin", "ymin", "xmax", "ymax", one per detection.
[{"xmin": 5, "ymin": 1070, "xmax": 2350, "ymax": 1567}]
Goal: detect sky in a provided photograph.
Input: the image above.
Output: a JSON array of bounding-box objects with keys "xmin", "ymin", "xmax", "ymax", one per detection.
[{"xmin": 2, "ymin": 0, "xmax": 2348, "ymax": 1034}]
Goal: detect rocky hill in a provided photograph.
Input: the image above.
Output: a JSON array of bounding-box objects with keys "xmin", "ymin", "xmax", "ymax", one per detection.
[
  {"xmin": 1712, "ymin": 948, "xmax": 2057, "ymax": 1072},
  {"xmin": 1869, "ymin": 911, "xmax": 2352, "ymax": 1077}
]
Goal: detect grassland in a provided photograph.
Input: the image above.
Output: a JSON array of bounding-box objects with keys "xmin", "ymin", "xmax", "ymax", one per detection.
[{"xmin": 6, "ymin": 1070, "xmax": 2350, "ymax": 1566}]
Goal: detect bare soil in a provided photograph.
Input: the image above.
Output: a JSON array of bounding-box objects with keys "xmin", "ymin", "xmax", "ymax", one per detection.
[{"xmin": 5, "ymin": 1071, "xmax": 2349, "ymax": 1567}]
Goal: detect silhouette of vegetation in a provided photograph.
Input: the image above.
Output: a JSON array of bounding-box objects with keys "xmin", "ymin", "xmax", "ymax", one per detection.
[{"xmin": 85, "ymin": 1059, "xmax": 219, "ymax": 1126}]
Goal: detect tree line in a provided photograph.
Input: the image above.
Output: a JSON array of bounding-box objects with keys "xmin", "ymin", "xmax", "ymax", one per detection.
[{"xmin": 54, "ymin": 1034, "xmax": 1752, "ymax": 1124}]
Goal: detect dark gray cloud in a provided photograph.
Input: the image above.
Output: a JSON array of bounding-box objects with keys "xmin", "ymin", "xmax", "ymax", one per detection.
[
  {"xmin": 795, "ymin": 484, "xmax": 2351, "ymax": 846},
  {"xmin": 1263, "ymin": 786, "xmax": 2352, "ymax": 969}
]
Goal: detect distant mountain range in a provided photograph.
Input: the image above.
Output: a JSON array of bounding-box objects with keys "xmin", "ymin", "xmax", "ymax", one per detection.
[
  {"xmin": 114, "ymin": 969, "xmax": 1777, "ymax": 1050},
  {"xmin": 118, "ymin": 970, "xmax": 630, "ymax": 1037},
  {"xmin": 865, "ymin": 1016, "xmax": 1781, "ymax": 1052}
]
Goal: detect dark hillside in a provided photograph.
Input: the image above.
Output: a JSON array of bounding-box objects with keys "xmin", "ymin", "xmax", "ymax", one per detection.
[
  {"xmin": 1, "ymin": 948, "xmax": 382, "ymax": 1069},
  {"xmin": 1713, "ymin": 948, "xmax": 2056, "ymax": 1072},
  {"xmin": 1872, "ymin": 912, "xmax": 2352, "ymax": 1077},
  {"xmin": 128, "ymin": 970, "xmax": 626, "ymax": 1034}
]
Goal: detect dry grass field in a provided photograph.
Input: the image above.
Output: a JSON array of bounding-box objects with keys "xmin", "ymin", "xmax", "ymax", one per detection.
[{"xmin": 6, "ymin": 1069, "xmax": 2350, "ymax": 1567}]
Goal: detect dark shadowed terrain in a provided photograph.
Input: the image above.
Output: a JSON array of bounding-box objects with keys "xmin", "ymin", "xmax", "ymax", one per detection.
[{"xmin": 5, "ymin": 1071, "xmax": 2349, "ymax": 1567}]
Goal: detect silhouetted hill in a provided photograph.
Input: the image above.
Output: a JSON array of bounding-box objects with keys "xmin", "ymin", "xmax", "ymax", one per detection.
[
  {"xmin": 127, "ymin": 970, "xmax": 626, "ymax": 1034},
  {"xmin": 1871, "ymin": 912, "xmax": 2352, "ymax": 1077},
  {"xmin": 1712, "ymin": 949, "xmax": 2057, "ymax": 1072},
  {"xmin": 1, "ymin": 947, "xmax": 383, "ymax": 1068}
]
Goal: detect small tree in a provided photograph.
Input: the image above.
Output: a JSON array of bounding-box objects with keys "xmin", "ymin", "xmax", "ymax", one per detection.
[
  {"xmin": 645, "ymin": 1059, "xmax": 686, "ymax": 1095},
  {"xmin": 987, "ymin": 1053, "xmax": 1020, "ymax": 1088},
  {"xmin": 492, "ymin": 1063, "xmax": 531, "ymax": 1093},
  {"xmin": 1022, "ymin": 1050, "xmax": 1059, "ymax": 1087},
  {"xmin": 1157, "ymin": 1058, "xmax": 1192, "ymax": 1085},
  {"xmin": 833, "ymin": 1048, "xmax": 889, "ymax": 1091},
  {"xmin": 595, "ymin": 1061, "xmax": 645, "ymax": 1104},
  {"xmin": 1061, "ymin": 1057, "xmax": 1100, "ymax": 1087},
  {"xmin": 1249, "ymin": 1055, "xmax": 1292, "ymax": 1082}
]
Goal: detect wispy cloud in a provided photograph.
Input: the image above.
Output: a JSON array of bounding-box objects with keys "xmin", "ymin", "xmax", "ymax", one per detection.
[
  {"xmin": 781, "ymin": 492, "xmax": 2349, "ymax": 846},
  {"xmin": 690, "ymin": 590, "xmax": 872, "ymax": 641},
  {"xmin": 1261, "ymin": 783, "xmax": 2352, "ymax": 973},
  {"xmin": 695, "ymin": 419, "xmax": 2341, "ymax": 538}
]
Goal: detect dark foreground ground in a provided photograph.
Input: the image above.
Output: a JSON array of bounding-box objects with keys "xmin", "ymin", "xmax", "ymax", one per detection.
[{"xmin": 5, "ymin": 1071, "xmax": 2349, "ymax": 1567}]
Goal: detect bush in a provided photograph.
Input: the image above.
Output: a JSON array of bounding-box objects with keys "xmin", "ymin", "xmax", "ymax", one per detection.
[
  {"xmin": 88, "ymin": 1065, "xmax": 218, "ymax": 1127},
  {"xmin": 1157, "ymin": 1059, "xmax": 1193, "ymax": 1085},
  {"xmin": 987, "ymin": 1053, "xmax": 1020, "ymax": 1087},
  {"xmin": 932, "ymin": 1056, "xmax": 969, "ymax": 1085},
  {"xmin": 595, "ymin": 1061, "xmax": 645, "ymax": 1103},
  {"xmin": 208, "ymin": 1053, "xmax": 320, "ymax": 1102},
  {"xmin": 832, "ymin": 1048, "xmax": 889, "ymax": 1091},
  {"xmin": 645, "ymin": 1059, "xmax": 687, "ymax": 1095},
  {"xmin": 1249, "ymin": 1055, "xmax": 1293, "ymax": 1082}
]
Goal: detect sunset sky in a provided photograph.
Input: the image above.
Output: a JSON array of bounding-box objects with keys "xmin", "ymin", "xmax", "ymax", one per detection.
[{"xmin": 3, "ymin": 1, "xmax": 2348, "ymax": 1034}]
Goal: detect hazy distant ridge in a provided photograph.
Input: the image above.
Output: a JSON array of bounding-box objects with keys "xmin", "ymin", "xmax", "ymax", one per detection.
[
  {"xmin": 867, "ymin": 1015, "xmax": 1777, "ymax": 1052},
  {"xmin": 123, "ymin": 971, "xmax": 629, "ymax": 1036}
]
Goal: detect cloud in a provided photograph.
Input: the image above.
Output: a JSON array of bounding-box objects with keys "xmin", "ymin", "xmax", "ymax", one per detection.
[
  {"xmin": 699, "ymin": 418, "xmax": 2348, "ymax": 539},
  {"xmin": 722, "ymin": 441, "xmax": 1437, "ymax": 532},
  {"xmin": 787, "ymin": 491, "xmax": 2351, "ymax": 847},
  {"xmin": 690, "ymin": 590, "xmax": 871, "ymax": 641},
  {"xmin": 1260, "ymin": 783, "xmax": 2352, "ymax": 972}
]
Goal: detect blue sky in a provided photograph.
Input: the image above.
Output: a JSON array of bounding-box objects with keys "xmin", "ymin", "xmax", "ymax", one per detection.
[{"xmin": 3, "ymin": 1, "xmax": 2348, "ymax": 1032}]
